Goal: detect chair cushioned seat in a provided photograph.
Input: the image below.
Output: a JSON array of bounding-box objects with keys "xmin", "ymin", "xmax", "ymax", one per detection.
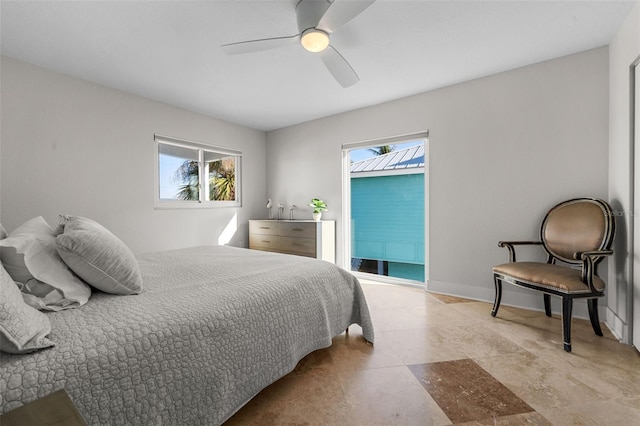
[{"xmin": 493, "ymin": 262, "xmax": 605, "ymax": 294}]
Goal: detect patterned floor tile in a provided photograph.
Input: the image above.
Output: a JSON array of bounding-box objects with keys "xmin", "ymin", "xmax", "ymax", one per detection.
[{"xmin": 408, "ymin": 359, "xmax": 534, "ymax": 423}]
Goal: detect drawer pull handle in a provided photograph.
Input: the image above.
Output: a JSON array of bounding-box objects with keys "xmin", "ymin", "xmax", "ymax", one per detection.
[
  {"xmin": 292, "ymin": 243, "xmax": 304, "ymax": 247},
  {"xmin": 262, "ymin": 240, "xmax": 271, "ymax": 243},
  {"xmin": 259, "ymin": 227, "xmax": 271, "ymax": 229},
  {"xmin": 291, "ymin": 228, "xmax": 304, "ymax": 232}
]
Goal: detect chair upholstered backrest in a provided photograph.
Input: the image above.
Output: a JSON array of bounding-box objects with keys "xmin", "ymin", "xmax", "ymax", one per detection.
[{"xmin": 541, "ymin": 198, "xmax": 615, "ymax": 265}]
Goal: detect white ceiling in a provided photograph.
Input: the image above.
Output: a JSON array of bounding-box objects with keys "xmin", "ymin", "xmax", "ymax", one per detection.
[{"xmin": 1, "ymin": 0, "xmax": 636, "ymax": 131}]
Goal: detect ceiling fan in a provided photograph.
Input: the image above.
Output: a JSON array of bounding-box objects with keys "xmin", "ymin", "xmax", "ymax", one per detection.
[{"xmin": 221, "ymin": 0, "xmax": 375, "ymax": 88}]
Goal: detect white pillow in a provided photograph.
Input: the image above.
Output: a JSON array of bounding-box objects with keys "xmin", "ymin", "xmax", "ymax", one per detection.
[
  {"xmin": 0, "ymin": 262, "xmax": 55, "ymax": 354},
  {"xmin": 56, "ymin": 215, "xmax": 143, "ymax": 295},
  {"xmin": 0, "ymin": 217, "xmax": 91, "ymax": 311}
]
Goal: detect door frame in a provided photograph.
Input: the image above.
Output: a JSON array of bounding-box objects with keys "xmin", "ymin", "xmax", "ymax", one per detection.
[
  {"xmin": 341, "ymin": 131, "xmax": 429, "ymax": 286},
  {"xmin": 631, "ymin": 54, "xmax": 640, "ymax": 348}
]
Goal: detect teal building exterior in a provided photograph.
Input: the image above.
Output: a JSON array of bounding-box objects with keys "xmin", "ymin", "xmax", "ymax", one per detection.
[{"xmin": 350, "ymin": 145, "xmax": 425, "ymax": 282}]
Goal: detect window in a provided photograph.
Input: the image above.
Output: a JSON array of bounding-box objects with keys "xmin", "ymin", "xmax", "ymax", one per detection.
[{"xmin": 155, "ymin": 135, "xmax": 241, "ymax": 208}]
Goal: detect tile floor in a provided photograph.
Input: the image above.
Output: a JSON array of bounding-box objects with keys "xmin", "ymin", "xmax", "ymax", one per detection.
[{"xmin": 226, "ymin": 281, "xmax": 640, "ymax": 425}]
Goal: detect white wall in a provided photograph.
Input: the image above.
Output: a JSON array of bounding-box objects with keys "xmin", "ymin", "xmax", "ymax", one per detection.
[
  {"xmin": 0, "ymin": 46, "xmax": 617, "ymax": 324},
  {"xmin": 608, "ymin": 2, "xmax": 639, "ymax": 344},
  {"xmin": 0, "ymin": 57, "xmax": 267, "ymax": 254},
  {"xmin": 267, "ymin": 48, "xmax": 610, "ymax": 319}
]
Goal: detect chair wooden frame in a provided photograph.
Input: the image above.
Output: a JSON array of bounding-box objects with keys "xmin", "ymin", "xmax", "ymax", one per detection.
[{"xmin": 491, "ymin": 197, "xmax": 615, "ymax": 352}]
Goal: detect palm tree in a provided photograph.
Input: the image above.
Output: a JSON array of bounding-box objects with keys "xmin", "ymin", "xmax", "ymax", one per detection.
[
  {"xmin": 209, "ymin": 158, "xmax": 235, "ymax": 201},
  {"xmin": 174, "ymin": 160, "xmax": 199, "ymax": 201},
  {"xmin": 174, "ymin": 157, "xmax": 236, "ymax": 201},
  {"xmin": 368, "ymin": 145, "xmax": 395, "ymax": 156}
]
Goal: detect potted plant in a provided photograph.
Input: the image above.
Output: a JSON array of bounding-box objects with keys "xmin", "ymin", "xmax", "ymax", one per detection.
[{"xmin": 308, "ymin": 198, "xmax": 328, "ymax": 221}]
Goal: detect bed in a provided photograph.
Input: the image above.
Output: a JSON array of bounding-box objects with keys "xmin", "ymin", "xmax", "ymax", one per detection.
[{"xmin": 0, "ymin": 244, "xmax": 374, "ymax": 425}]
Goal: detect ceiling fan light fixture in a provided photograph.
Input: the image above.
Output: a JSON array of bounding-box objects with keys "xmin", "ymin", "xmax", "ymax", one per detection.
[{"xmin": 300, "ymin": 28, "xmax": 330, "ymax": 53}]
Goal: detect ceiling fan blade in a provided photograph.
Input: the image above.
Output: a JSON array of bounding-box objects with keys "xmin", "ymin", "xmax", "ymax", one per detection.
[
  {"xmin": 221, "ymin": 34, "xmax": 299, "ymax": 54},
  {"xmin": 317, "ymin": 0, "xmax": 375, "ymax": 33},
  {"xmin": 319, "ymin": 45, "xmax": 359, "ymax": 88}
]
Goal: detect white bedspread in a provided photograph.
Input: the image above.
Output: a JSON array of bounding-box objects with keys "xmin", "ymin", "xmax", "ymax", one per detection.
[{"xmin": 0, "ymin": 245, "xmax": 374, "ymax": 425}]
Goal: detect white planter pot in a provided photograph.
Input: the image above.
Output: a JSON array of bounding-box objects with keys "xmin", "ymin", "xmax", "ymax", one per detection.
[{"xmin": 312, "ymin": 212, "xmax": 322, "ymax": 221}]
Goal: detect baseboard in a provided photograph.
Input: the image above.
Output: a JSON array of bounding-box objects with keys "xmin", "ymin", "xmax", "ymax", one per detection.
[
  {"xmin": 605, "ymin": 307, "xmax": 629, "ymax": 344},
  {"xmin": 425, "ymin": 279, "xmax": 605, "ymax": 322},
  {"xmin": 426, "ymin": 279, "xmax": 494, "ymax": 302}
]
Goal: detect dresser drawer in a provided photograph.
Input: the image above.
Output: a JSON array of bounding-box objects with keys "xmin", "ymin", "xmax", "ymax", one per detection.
[
  {"xmin": 279, "ymin": 222, "xmax": 316, "ymax": 238},
  {"xmin": 249, "ymin": 234, "xmax": 280, "ymax": 250},
  {"xmin": 249, "ymin": 220, "xmax": 280, "ymax": 236},
  {"xmin": 278, "ymin": 236, "xmax": 316, "ymax": 257}
]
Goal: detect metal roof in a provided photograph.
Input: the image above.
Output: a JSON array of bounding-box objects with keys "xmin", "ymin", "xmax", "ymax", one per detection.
[{"xmin": 350, "ymin": 145, "xmax": 425, "ymax": 174}]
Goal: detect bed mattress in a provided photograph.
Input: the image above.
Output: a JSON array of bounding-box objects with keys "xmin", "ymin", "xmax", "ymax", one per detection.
[{"xmin": 0, "ymin": 245, "xmax": 374, "ymax": 425}]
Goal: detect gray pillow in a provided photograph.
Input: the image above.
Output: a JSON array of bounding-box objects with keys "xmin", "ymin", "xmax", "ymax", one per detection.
[
  {"xmin": 0, "ymin": 263, "xmax": 55, "ymax": 354},
  {"xmin": 56, "ymin": 215, "xmax": 143, "ymax": 295},
  {"xmin": 0, "ymin": 223, "xmax": 7, "ymax": 240}
]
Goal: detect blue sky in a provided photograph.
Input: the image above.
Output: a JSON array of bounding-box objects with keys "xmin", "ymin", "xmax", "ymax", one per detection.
[{"xmin": 159, "ymin": 154, "xmax": 185, "ymax": 199}]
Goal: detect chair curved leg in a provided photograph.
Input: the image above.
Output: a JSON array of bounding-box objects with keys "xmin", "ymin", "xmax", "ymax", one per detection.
[
  {"xmin": 543, "ymin": 294, "xmax": 552, "ymax": 317},
  {"xmin": 562, "ymin": 297, "xmax": 573, "ymax": 352},
  {"xmin": 491, "ymin": 275, "xmax": 502, "ymax": 317},
  {"xmin": 588, "ymin": 298, "xmax": 603, "ymax": 336}
]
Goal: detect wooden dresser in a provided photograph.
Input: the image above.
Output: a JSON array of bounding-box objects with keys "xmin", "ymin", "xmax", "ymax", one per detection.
[{"xmin": 249, "ymin": 220, "xmax": 335, "ymax": 263}]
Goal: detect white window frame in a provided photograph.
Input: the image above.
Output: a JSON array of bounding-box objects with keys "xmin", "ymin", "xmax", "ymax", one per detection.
[{"xmin": 154, "ymin": 134, "xmax": 242, "ymax": 209}]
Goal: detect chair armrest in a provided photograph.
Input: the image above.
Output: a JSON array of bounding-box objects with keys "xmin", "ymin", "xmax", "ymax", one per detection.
[
  {"xmin": 574, "ymin": 250, "xmax": 614, "ymax": 260},
  {"xmin": 574, "ymin": 250, "xmax": 613, "ymax": 293},
  {"xmin": 498, "ymin": 241, "xmax": 543, "ymax": 262}
]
